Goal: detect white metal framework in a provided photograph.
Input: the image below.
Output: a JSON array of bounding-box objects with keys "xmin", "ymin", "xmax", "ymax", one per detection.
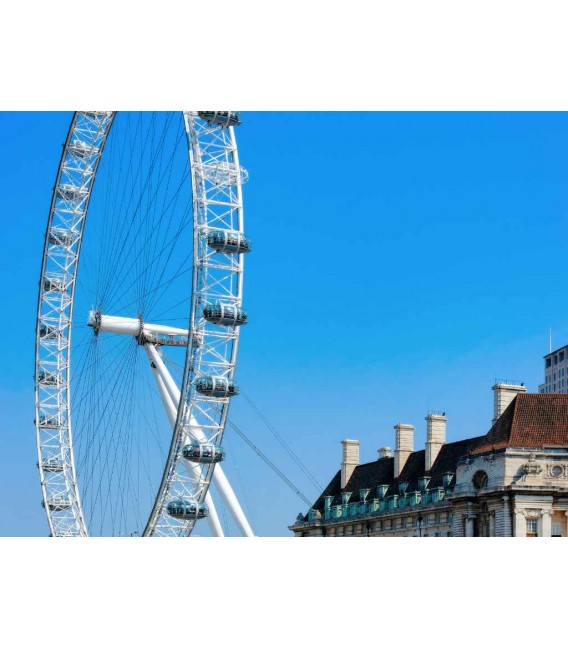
[{"xmin": 35, "ymin": 111, "xmax": 253, "ymax": 537}]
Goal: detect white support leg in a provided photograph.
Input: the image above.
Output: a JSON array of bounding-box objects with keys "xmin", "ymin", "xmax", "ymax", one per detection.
[
  {"xmin": 145, "ymin": 343, "xmax": 255, "ymax": 537},
  {"xmin": 147, "ymin": 348, "xmax": 225, "ymax": 537}
]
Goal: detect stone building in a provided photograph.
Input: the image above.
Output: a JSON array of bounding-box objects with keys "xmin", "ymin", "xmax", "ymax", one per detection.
[
  {"xmin": 539, "ymin": 344, "xmax": 568, "ymax": 394},
  {"xmin": 289, "ymin": 384, "xmax": 568, "ymax": 537}
]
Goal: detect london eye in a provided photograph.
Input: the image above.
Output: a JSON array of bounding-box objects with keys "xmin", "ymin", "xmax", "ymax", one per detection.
[{"xmin": 34, "ymin": 111, "xmax": 254, "ymax": 537}]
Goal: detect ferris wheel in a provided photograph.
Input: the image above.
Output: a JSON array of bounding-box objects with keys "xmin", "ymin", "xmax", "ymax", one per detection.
[{"xmin": 34, "ymin": 111, "xmax": 255, "ymax": 537}]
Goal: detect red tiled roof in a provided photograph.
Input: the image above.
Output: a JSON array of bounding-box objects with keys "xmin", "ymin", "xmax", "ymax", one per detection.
[{"xmin": 472, "ymin": 393, "xmax": 568, "ymax": 453}]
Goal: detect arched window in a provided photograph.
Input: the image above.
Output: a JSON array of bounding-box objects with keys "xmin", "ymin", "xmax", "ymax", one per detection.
[{"xmin": 472, "ymin": 470, "xmax": 488, "ymax": 490}]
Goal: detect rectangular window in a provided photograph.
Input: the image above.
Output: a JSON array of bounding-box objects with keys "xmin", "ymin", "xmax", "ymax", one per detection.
[
  {"xmin": 546, "ymin": 358, "xmax": 552, "ymax": 368},
  {"xmin": 526, "ymin": 519, "xmax": 538, "ymax": 537},
  {"xmin": 560, "ymin": 352, "xmax": 565, "ymax": 362},
  {"xmin": 552, "ymin": 522, "xmax": 562, "ymax": 537}
]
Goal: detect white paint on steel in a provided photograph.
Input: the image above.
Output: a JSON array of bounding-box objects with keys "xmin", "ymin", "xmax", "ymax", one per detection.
[
  {"xmin": 146, "ymin": 346, "xmax": 224, "ymax": 538},
  {"xmin": 36, "ymin": 111, "xmax": 249, "ymax": 537},
  {"xmin": 146, "ymin": 343, "xmax": 254, "ymax": 537}
]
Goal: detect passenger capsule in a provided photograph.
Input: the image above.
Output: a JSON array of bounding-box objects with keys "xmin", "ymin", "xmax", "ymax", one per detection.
[
  {"xmin": 206, "ymin": 229, "xmax": 251, "ymax": 254},
  {"xmin": 198, "ymin": 111, "xmax": 241, "ymax": 126},
  {"xmin": 203, "ymin": 303, "xmax": 247, "ymax": 327},
  {"xmin": 38, "ymin": 370, "xmax": 58, "ymax": 385},
  {"xmin": 57, "ymin": 184, "xmax": 87, "ymax": 201},
  {"xmin": 84, "ymin": 111, "xmax": 112, "ymax": 119},
  {"xmin": 40, "ymin": 458, "xmax": 64, "ymax": 472},
  {"xmin": 48, "ymin": 227, "xmax": 78, "ymax": 247},
  {"xmin": 195, "ymin": 376, "xmax": 239, "ymax": 398},
  {"xmin": 38, "ymin": 415, "xmax": 58, "ymax": 429},
  {"xmin": 167, "ymin": 499, "xmax": 209, "ymax": 520},
  {"xmin": 43, "ymin": 277, "xmax": 67, "ymax": 293},
  {"xmin": 68, "ymin": 139, "xmax": 98, "ymax": 158},
  {"xmin": 182, "ymin": 443, "xmax": 225, "ymax": 464},
  {"xmin": 42, "ymin": 497, "xmax": 71, "ymax": 511},
  {"xmin": 39, "ymin": 323, "xmax": 58, "ymax": 339}
]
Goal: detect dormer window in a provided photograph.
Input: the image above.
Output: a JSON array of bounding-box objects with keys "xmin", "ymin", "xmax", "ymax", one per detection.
[
  {"xmin": 359, "ymin": 488, "xmax": 370, "ymax": 502},
  {"xmin": 442, "ymin": 472, "xmax": 454, "ymax": 488},
  {"xmin": 324, "ymin": 496, "xmax": 334, "ymax": 510},
  {"xmin": 432, "ymin": 487, "xmax": 445, "ymax": 503},
  {"xmin": 341, "ymin": 492, "xmax": 352, "ymax": 505},
  {"xmin": 308, "ymin": 508, "xmax": 320, "ymax": 522},
  {"xmin": 409, "ymin": 491, "xmax": 422, "ymax": 506},
  {"xmin": 387, "ymin": 495, "xmax": 399, "ymax": 510},
  {"xmin": 377, "ymin": 484, "xmax": 389, "ymax": 499},
  {"xmin": 398, "ymin": 481, "xmax": 409, "ymax": 495},
  {"xmin": 418, "ymin": 476, "xmax": 431, "ymax": 492}
]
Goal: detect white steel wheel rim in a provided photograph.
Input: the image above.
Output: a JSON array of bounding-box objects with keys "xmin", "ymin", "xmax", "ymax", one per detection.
[{"xmin": 34, "ymin": 111, "xmax": 250, "ymax": 537}]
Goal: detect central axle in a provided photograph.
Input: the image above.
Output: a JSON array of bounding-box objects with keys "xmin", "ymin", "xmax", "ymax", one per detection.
[{"xmin": 88, "ymin": 311, "xmax": 190, "ymax": 347}]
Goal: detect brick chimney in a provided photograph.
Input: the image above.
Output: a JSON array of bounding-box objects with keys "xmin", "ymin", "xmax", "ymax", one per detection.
[
  {"xmin": 492, "ymin": 382, "xmax": 526, "ymax": 424},
  {"xmin": 378, "ymin": 447, "xmax": 393, "ymax": 458},
  {"xmin": 425, "ymin": 412, "xmax": 446, "ymax": 471},
  {"xmin": 394, "ymin": 424, "xmax": 414, "ymax": 478},
  {"xmin": 341, "ymin": 439, "xmax": 360, "ymax": 489}
]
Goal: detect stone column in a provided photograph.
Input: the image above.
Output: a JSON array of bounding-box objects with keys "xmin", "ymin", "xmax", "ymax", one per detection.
[
  {"xmin": 514, "ymin": 508, "xmax": 526, "ymax": 537},
  {"xmin": 465, "ymin": 514, "xmax": 476, "ymax": 537},
  {"xmin": 540, "ymin": 509, "xmax": 552, "ymax": 537},
  {"xmin": 489, "ymin": 511, "xmax": 496, "ymax": 537},
  {"xmin": 501, "ymin": 495, "xmax": 512, "ymax": 537}
]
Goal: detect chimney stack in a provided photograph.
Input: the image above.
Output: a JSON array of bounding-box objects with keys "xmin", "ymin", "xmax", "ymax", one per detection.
[
  {"xmin": 425, "ymin": 412, "xmax": 446, "ymax": 471},
  {"xmin": 341, "ymin": 439, "xmax": 360, "ymax": 489},
  {"xmin": 394, "ymin": 424, "xmax": 414, "ymax": 478},
  {"xmin": 378, "ymin": 447, "xmax": 393, "ymax": 459},
  {"xmin": 492, "ymin": 382, "xmax": 526, "ymax": 424}
]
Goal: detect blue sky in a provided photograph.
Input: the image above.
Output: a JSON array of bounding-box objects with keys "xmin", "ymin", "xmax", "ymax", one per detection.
[{"xmin": 1, "ymin": 111, "xmax": 568, "ymax": 536}]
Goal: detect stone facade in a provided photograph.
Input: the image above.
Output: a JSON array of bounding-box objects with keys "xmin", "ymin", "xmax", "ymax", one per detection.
[{"xmin": 290, "ymin": 390, "xmax": 568, "ymax": 538}]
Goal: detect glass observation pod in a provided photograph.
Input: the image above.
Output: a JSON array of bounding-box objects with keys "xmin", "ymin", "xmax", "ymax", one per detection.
[
  {"xmin": 38, "ymin": 370, "xmax": 58, "ymax": 385},
  {"xmin": 182, "ymin": 443, "xmax": 226, "ymax": 464},
  {"xmin": 39, "ymin": 323, "xmax": 58, "ymax": 339},
  {"xmin": 197, "ymin": 111, "xmax": 241, "ymax": 127},
  {"xmin": 43, "ymin": 277, "xmax": 67, "ymax": 293},
  {"xmin": 203, "ymin": 303, "xmax": 248, "ymax": 327},
  {"xmin": 56, "ymin": 184, "xmax": 88, "ymax": 201},
  {"xmin": 195, "ymin": 376, "xmax": 239, "ymax": 398},
  {"xmin": 206, "ymin": 229, "xmax": 251, "ymax": 255},
  {"xmin": 42, "ymin": 498, "xmax": 71, "ymax": 512},
  {"xmin": 167, "ymin": 499, "xmax": 209, "ymax": 520},
  {"xmin": 84, "ymin": 111, "xmax": 112, "ymax": 119},
  {"xmin": 39, "ymin": 458, "xmax": 64, "ymax": 473},
  {"xmin": 48, "ymin": 227, "xmax": 78, "ymax": 247},
  {"xmin": 38, "ymin": 415, "xmax": 59, "ymax": 429},
  {"xmin": 68, "ymin": 139, "xmax": 98, "ymax": 158}
]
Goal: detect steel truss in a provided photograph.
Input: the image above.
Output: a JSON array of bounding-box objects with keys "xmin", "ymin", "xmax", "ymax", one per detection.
[{"xmin": 35, "ymin": 111, "xmax": 252, "ymax": 537}]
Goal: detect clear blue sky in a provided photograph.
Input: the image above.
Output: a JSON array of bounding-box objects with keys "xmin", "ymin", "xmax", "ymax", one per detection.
[{"xmin": 2, "ymin": 111, "xmax": 568, "ymax": 536}]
